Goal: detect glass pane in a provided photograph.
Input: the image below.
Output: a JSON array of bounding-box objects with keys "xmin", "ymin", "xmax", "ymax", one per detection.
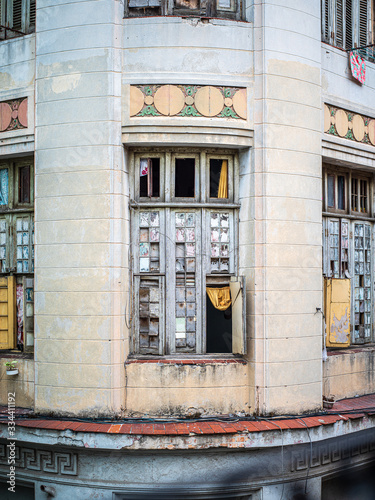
[
  {"xmin": 19, "ymin": 166, "xmax": 31, "ymax": 204},
  {"xmin": 175, "ymin": 158, "xmax": 195, "ymax": 197},
  {"xmin": 139, "ymin": 258, "xmax": 150, "ymax": 272},
  {"xmin": 0, "ymin": 169, "xmax": 8, "ymax": 206},
  {"xmin": 337, "ymin": 175, "xmax": 345, "ymax": 210}
]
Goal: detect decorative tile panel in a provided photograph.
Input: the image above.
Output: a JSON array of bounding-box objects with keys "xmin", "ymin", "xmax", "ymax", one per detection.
[
  {"xmin": 324, "ymin": 103, "xmax": 375, "ymax": 146},
  {"xmin": 0, "ymin": 98, "xmax": 27, "ymax": 132},
  {"xmin": 130, "ymin": 85, "xmax": 247, "ymax": 120}
]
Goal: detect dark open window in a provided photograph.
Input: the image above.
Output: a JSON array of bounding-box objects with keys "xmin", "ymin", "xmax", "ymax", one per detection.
[
  {"xmin": 175, "ymin": 158, "xmax": 195, "ymax": 198},
  {"xmin": 18, "ymin": 165, "xmax": 30, "ymax": 204}
]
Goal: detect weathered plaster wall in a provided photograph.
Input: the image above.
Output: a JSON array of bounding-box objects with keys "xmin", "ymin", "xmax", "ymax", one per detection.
[
  {"xmin": 322, "ymin": 44, "xmax": 375, "ymax": 117},
  {"xmin": 122, "ymin": 16, "xmax": 254, "ymax": 147},
  {"xmin": 124, "ymin": 362, "xmax": 250, "ymax": 416},
  {"xmin": 122, "ymin": 16, "xmax": 254, "ymax": 415},
  {"xmin": 0, "ymin": 358, "xmax": 34, "ymax": 408},
  {"xmin": 252, "ymin": 1, "xmax": 323, "ymax": 414},
  {"xmin": 34, "ymin": 0, "xmax": 128, "ymax": 416},
  {"xmin": 323, "ymin": 348, "xmax": 375, "ymax": 400},
  {"xmin": 0, "ymin": 35, "xmax": 35, "ymax": 157}
]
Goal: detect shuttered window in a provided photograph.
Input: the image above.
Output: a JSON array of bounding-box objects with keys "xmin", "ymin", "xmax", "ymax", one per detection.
[
  {"xmin": 0, "ymin": 0, "xmax": 35, "ymax": 40},
  {"xmin": 321, "ymin": 0, "xmax": 373, "ymax": 49}
]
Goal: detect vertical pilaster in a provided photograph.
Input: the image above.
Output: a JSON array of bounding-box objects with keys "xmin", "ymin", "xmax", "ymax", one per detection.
[
  {"xmin": 252, "ymin": 0, "xmax": 323, "ymax": 413},
  {"xmin": 34, "ymin": 0, "xmax": 127, "ymax": 415}
]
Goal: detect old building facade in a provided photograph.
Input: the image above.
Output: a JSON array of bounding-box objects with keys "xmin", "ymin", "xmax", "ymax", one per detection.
[{"xmin": 0, "ymin": 0, "xmax": 374, "ymax": 498}]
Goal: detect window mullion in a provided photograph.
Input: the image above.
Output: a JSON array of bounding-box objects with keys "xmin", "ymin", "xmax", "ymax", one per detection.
[{"xmin": 165, "ymin": 206, "xmax": 174, "ymax": 354}]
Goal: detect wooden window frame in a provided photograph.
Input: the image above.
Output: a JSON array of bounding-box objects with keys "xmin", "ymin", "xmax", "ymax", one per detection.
[
  {"xmin": 125, "ymin": 0, "xmax": 243, "ymax": 20},
  {"xmin": 130, "ymin": 149, "xmax": 244, "ymax": 356},
  {"xmin": 0, "ymin": 0, "xmax": 36, "ymax": 40},
  {"xmin": 0, "ymin": 157, "xmax": 34, "ymax": 353},
  {"xmin": 321, "ymin": 0, "xmax": 374, "ymax": 49},
  {"xmin": 323, "ymin": 166, "xmax": 373, "ymax": 217}
]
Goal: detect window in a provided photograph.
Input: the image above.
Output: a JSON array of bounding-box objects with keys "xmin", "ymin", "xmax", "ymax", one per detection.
[
  {"xmin": 323, "ymin": 166, "xmax": 374, "ymax": 344},
  {"xmin": 130, "ymin": 150, "xmax": 245, "ymax": 356},
  {"xmin": 0, "ymin": 158, "xmax": 34, "ymax": 351},
  {"xmin": 321, "ymin": 0, "xmax": 373, "ymax": 49},
  {"xmin": 0, "ymin": 0, "xmax": 36, "ymax": 40},
  {"xmin": 125, "ymin": 0, "xmax": 242, "ymax": 20}
]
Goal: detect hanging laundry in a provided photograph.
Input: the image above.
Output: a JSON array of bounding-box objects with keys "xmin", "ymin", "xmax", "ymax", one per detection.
[
  {"xmin": 140, "ymin": 158, "xmax": 149, "ymax": 176},
  {"xmin": 349, "ymin": 51, "xmax": 366, "ymax": 84}
]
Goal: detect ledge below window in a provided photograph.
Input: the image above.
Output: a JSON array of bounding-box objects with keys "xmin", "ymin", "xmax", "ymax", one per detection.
[
  {"xmin": 327, "ymin": 345, "xmax": 375, "ymax": 356},
  {"xmin": 125, "ymin": 356, "xmax": 247, "ymax": 365}
]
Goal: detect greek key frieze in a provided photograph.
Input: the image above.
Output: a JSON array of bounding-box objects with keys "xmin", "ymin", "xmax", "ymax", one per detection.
[{"xmin": 0, "ymin": 445, "xmax": 77, "ymax": 476}]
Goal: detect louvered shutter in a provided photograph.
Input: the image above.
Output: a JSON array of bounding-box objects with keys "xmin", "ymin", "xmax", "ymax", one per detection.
[
  {"xmin": 346, "ymin": 0, "xmax": 353, "ymax": 48},
  {"xmin": 322, "ymin": 0, "xmax": 330, "ymax": 42},
  {"xmin": 359, "ymin": 0, "xmax": 368, "ymax": 47},
  {"xmin": 29, "ymin": 0, "xmax": 35, "ymax": 31},
  {"xmin": 336, "ymin": 0, "xmax": 344, "ymax": 47},
  {"xmin": 0, "ymin": 1, "xmax": 4, "ymax": 40},
  {"xmin": 0, "ymin": 276, "xmax": 16, "ymax": 349},
  {"xmin": 12, "ymin": 0, "xmax": 22, "ymax": 31}
]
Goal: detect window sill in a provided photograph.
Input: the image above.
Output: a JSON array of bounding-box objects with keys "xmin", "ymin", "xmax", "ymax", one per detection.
[
  {"xmin": 0, "ymin": 351, "xmax": 33, "ymax": 360},
  {"xmin": 126, "ymin": 355, "xmax": 247, "ymax": 365},
  {"xmin": 327, "ymin": 344, "xmax": 375, "ymax": 356}
]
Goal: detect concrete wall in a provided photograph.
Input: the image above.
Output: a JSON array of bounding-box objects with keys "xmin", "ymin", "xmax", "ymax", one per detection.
[
  {"xmin": 125, "ymin": 361, "xmax": 250, "ymax": 417},
  {"xmin": 323, "ymin": 348, "xmax": 375, "ymax": 400},
  {"xmin": 322, "ymin": 44, "xmax": 375, "ymax": 117},
  {"xmin": 0, "ymin": 358, "xmax": 34, "ymax": 408},
  {"xmin": 122, "ymin": 16, "xmax": 255, "ymax": 415},
  {"xmin": 0, "ymin": 34, "xmax": 35, "ymax": 157},
  {"xmin": 34, "ymin": 0, "xmax": 127, "ymax": 416},
  {"xmin": 251, "ymin": 0, "xmax": 323, "ymax": 414}
]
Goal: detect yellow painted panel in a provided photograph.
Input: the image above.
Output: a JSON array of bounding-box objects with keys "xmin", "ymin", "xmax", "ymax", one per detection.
[
  {"xmin": 0, "ymin": 303, "xmax": 7, "ymax": 316},
  {"xmin": 331, "ymin": 279, "xmax": 351, "ymax": 303},
  {"xmin": 0, "ymin": 276, "xmax": 15, "ymax": 349},
  {"xmin": 0, "ymin": 278, "xmax": 7, "ymax": 286},
  {"xmin": 325, "ymin": 278, "xmax": 351, "ymax": 348}
]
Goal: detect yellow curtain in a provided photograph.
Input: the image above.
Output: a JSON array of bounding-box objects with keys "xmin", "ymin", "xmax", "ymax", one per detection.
[
  {"xmin": 206, "ymin": 286, "xmax": 231, "ymax": 311},
  {"xmin": 217, "ymin": 160, "xmax": 228, "ymax": 199}
]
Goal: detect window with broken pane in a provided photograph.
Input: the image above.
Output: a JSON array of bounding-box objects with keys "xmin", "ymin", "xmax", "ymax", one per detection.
[
  {"xmin": 323, "ymin": 166, "xmax": 374, "ymax": 344},
  {"xmin": 0, "ymin": 158, "xmax": 34, "ymax": 352},
  {"xmin": 125, "ymin": 0, "xmax": 242, "ymax": 19},
  {"xmin": 130, "ymin": 150, "xmax": 240, "ymax": 355}
]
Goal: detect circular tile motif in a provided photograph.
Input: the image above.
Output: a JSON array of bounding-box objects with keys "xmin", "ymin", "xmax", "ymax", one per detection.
[
  {"xmin": 232, "ymin": 89, "xmax": 247, "ymax": 120},
  {"xmin": 224, "ymin": 97, "xmax": 233, "ymax": 107},
  {"xmin": 0, "ymin": 103, "xmax": 12, "ymax": 132},
  {"xmin": 18, "ymin": 98, "xmax": 28, "ymax": 127},
  {"xmin": 154, "ymin": 85, "xmax": 184, "ymax": 116},
  {"xmin": 335, "ymin": 109, "xmax": 349, "ymax": 137},
  {"xmin": 185, "ymin": 96, "xmax": 194, "ymax": 105},
  {"xmin": 195, "ymin": 86, "xmax": 224, "ymax": 117},
  {"xmin": 368, "ymin": 119, "xmax": 375, "ymax": 145},
  {"xmin": 144, "ymin": 95, "xmax": 154, "ymax": 105},
  {"xmin": 130, "ymin": 86, "xmax": 145, "ymax": 117},
  {"xmin": 352, "ymin": 114, "xmax": 365, "ymax": 141},
  {"xmin": 324, "ymin": 104, "xmax": 331, "ymax": 133}
]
